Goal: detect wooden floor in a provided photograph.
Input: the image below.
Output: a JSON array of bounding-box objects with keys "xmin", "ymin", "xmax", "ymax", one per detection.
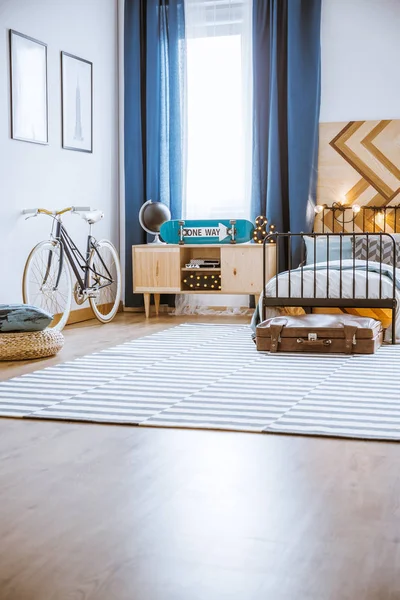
[{"xmin": 0, "ymin": 313, "xmax": 399, "ymax": 599}]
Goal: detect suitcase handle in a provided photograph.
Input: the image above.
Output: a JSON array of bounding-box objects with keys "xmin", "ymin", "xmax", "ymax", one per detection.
[{"xmin": 296, "ymin": 338, "xmax": 332, "ymax": 347}]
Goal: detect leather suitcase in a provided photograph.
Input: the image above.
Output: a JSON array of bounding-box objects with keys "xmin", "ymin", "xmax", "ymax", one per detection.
[{"xmin": 256, "ymin": 313, "xmax": 383, "ymax": 354}]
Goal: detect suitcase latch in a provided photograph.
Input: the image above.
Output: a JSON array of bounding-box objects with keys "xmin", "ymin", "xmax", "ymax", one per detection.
[{"xmin": 308, "ymin": 333, "xmax": 318, "ymax": 341}]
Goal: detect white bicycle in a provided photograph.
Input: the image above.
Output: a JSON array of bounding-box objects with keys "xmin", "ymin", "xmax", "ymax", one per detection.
[{"xmin": 22, "ymin": 206, "xmax": 122, "ymax": 331}]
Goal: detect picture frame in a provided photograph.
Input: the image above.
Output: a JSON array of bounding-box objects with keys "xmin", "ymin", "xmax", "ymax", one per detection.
[
  {"xmin": 61, "ymin": 51, "xmax": 93, "ymax": 153},
  {"xmin": 9, "ymin": 30, "xmax": 48, "ymax": 145}
]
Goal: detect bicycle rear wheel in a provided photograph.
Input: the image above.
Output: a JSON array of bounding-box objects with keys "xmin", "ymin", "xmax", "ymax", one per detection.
[
  {"xmin": 22, "ymin": 241, "xmax": 72, "ymax": 331},
  {"xmin": 88, "ymin": 239, "xmax": 121, "ymax": 323}
]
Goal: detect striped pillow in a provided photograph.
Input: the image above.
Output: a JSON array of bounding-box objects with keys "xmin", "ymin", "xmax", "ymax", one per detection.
[{"xmin": 353, "ymin": 235, "xmax": 400, "ymax": 267}]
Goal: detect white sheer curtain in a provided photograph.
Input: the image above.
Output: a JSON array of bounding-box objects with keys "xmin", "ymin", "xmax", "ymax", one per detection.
[{"xmin": 175, "ymin": 0, "xmax": 253, "ymax": 314}]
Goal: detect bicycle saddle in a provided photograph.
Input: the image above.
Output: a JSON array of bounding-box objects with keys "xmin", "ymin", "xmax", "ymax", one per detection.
[{"xmin": 80, "ymin": 209, "xmax": 104, "ymax": 225}]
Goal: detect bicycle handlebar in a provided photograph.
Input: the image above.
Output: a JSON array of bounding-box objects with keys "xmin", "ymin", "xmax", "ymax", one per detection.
[
  {"xmin": 22, "ymin": 208, "xmax": 39, "ymax": 215},
  {"xmin": 22, "ymin": 206, "xmax": 92, "ymax": 216}
]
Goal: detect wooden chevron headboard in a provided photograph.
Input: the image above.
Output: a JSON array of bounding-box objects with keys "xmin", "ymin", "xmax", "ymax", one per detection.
[{"xmin": 316, "ymin": 119, "xmax": 400, "ymax": 233}]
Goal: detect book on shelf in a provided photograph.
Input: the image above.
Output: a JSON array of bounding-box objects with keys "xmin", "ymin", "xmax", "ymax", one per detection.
[{"xmin": 185, "ymin": 259, "xmax": 220, "ymax": 269}]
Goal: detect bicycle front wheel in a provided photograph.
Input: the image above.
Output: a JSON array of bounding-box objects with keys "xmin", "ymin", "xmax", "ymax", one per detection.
[
  {"xmin": 88, "ymin": 239, "xmax": 122, "ymax": 323},
  {"xmin": 22, "ymin": 241, "xmax": 73, "ymax": 331}
]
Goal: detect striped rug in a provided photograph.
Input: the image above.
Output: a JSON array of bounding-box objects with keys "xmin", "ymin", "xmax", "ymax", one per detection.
[{"xmin": 0, "ymin": 324, "xmax": 399, "ymax": 440}]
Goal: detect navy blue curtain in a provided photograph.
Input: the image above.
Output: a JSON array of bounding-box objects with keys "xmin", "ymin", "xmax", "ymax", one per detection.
[
  {"xmin": 251, "ymin": 0, "xmax": 321, "ymax": 267},
  {"xmin": 124, "ymin": 0, "xmax": 185, "ymax": 307}
]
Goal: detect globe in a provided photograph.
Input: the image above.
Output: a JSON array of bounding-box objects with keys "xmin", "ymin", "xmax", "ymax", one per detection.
[{"xmin": 139, "ymin": 200, "xmax": 171, "ymax": 244}]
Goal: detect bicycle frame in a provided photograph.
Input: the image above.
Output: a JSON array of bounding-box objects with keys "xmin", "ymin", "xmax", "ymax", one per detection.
[{"xmin": 44, "ymin": 218, "xmax": 113, "ymax": 293}]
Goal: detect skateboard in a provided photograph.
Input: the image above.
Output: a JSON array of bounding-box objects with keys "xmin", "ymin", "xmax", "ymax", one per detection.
[{"xmin": 160, "ymin": 219, "xmax": 255, "ymax": 245}]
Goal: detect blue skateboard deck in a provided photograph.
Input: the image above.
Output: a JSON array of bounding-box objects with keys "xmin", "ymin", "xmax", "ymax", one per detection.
[{"xmin": 160, "ymin": 219, "xmax": 254, "ymax": 245}]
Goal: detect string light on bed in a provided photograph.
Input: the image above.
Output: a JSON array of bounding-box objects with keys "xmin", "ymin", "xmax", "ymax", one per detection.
[
  {"xmin": 313, "ymin": 204, "xmax": 400, "ymax": 234},
  {"xmin": 374, "ymin": 209, "xmax": 385, "ymax": 228},
  {"xmin": 314, "ymin": 202, "xmax": 361, "ymax": 224},
  {"xmin": 253, "ymin": 216, "xmax": 276, "ymax": 244}
]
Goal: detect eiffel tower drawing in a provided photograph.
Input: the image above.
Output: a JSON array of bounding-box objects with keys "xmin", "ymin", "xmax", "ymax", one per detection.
[{"xmin": 73, "ymin": 76, "xmax": 84, "ymax": 141}]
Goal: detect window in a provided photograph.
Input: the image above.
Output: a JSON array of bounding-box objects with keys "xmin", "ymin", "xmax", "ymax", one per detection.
[{"xmin": 184, "ymin": 0, "xmax": 253, "ymax": 220}]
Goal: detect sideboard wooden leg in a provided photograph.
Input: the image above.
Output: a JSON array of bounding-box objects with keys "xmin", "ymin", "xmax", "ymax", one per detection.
[
  {"xmin": 154, "ymin": 294, "xmax": 160, "ymax": 316},
  {"xmin": 143, "ymin": 293, "xmax": 151, "ymax": 318}
]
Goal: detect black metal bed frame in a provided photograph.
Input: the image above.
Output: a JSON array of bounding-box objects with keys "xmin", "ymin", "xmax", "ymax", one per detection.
[
  {"xmin": 315, "ymin": 203, "xmax": 400, "ymax": 234},
  {"xmin": 262, "ymin": 205, "xmax": 399, "ymax": 344}
]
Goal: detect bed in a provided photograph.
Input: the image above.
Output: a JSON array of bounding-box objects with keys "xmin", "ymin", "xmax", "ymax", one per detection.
[{"xmin": 253, "ymin": 205, "xmax": 400, "ymax": 343}]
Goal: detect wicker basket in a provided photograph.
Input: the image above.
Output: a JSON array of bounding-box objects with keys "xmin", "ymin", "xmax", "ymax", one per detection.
[{"xmin": 0, "ymin": 329, "xmax": 64, "ymax": 361}]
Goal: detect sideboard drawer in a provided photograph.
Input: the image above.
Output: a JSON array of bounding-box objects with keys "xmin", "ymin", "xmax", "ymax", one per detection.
[
  {"xmin": 133, "ymin": 247, "xmax": 181, "ymax": 292},
  {"xmin": 220, "ymin": 245, "xmax": 275, "ymax": 294}
]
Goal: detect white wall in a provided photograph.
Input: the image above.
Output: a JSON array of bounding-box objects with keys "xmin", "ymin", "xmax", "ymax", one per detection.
[
  {"xmin": 320, "ymin": 0, "xmax": 400, "ymax": 122},
  {"xmin": 0, "ymin": 0, "xmax": 119, "ymax": 306}
]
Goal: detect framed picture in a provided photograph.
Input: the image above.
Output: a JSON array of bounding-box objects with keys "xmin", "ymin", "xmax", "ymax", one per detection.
[
  {"xmin": 61, "ymin": 52, "xmax": 93, "ymax": 153},
  {"xmin": 9, "ymin": 30, "xmax": 48, "ymax": 145}
]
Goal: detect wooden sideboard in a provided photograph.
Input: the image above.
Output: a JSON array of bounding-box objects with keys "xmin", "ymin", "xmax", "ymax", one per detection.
[{"xmin": 132, "ymin": 243, "xmax": 276, "ymax": 317}]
